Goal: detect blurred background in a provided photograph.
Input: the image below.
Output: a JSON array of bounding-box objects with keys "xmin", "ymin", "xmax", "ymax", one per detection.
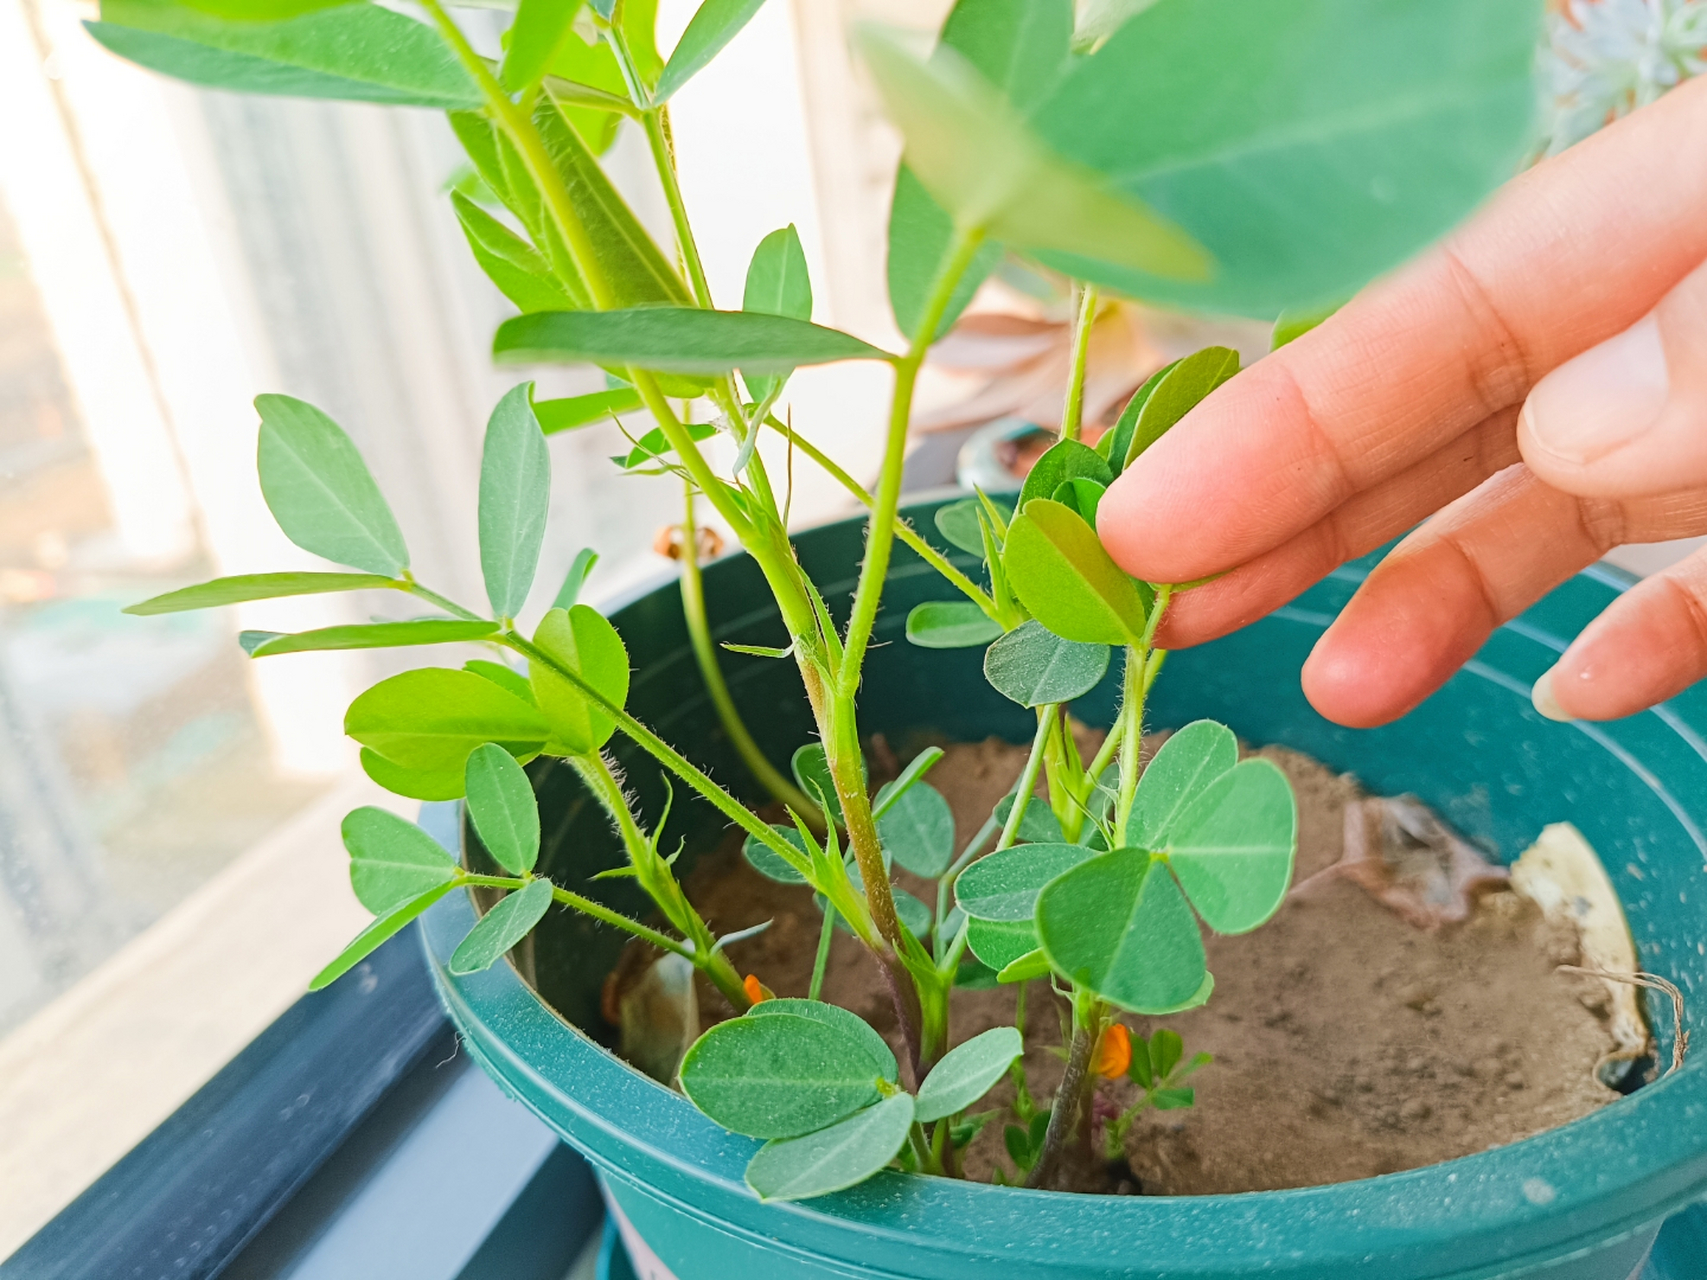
[{"xmin": 0, "ymin": 0, "xmax": 1702, "ymax": 1255}]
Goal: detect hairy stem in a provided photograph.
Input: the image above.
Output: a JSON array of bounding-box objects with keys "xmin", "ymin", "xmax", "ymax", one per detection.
[
  {"xmin": 679, "ymin": 483, "xmax": 820, "ymax": 816},
  {"xmin": 461, "ymin": 874, "xmax": 694, "ymax": 963},
  {"xmin": 1060, "ymin": 285, "xmax": 1099, "ymax": 443},
  {"xmin": 1027, "ymin": 994, "xmax": 1102, "ymax": 1189}
]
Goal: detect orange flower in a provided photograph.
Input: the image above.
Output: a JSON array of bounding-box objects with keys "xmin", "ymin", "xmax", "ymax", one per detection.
[
  {"xmin": 743, "ymin": 974, "xmax": 772, "ymax": 1005},
  {"xmin": 1095, "ymin": 1022, "xmax": 1132, "ymax": 1079}
]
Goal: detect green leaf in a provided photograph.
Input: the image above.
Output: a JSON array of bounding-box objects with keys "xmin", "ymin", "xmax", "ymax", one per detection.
[
  {"xmin": 882, "ymin": 0, "xmax": 1071, "ymax": 343},
  {"xmin": 655, "ymin": 0, "xmax": 766, "ymax": 103},
  {"xmin": 452, "ymin": 191, "xmax": 586, "ymax": 314},
  {"xmin": 1035, "ymin": 849, "xmax": 1207, "ymax": 1014},
  {"xmin": 893, "ymin": 888, "xmax": 933, "ymax": 940},
  {"xmin": 743, "ymin": 824, "xmax": 809, "ymax": 885},
  {"xmin": 178, "ymin": 0, "xmax": 367, "ymax": 20},
  {"xmin": 536, "ymin": 389, "xmax": 643, "ymax": 435},
  {"xmin": 1167, "ymin": 758, "xmax": 1297, "ymax": 934},
  {"xmin": 448, "ymin": 876, "xmax": 554, "ymax": 974},
  {"xmin": 1127, "ymin": 719, "xmax": 1238, "ymax": 850},
  {"xmin": 904, "ymin": 601, "xmax": 1001, "ymax": 650},
  {"xmin": 1030, "ymin": 0, "xmax": 1543, "ymax": 317},
  {"xmin": 552, "ymin": 548, "xmax": 599, "ymax": 610},
  {"xmin": 983, "ymin": 620, "xmax": 1109, "ymax": 707},
  {"xmin": 1153, "ymin": 1087, "xmax": 1196, "ymax": 1110},
  {"xmin": 1003, "ymin": 499, "xmax": 1146, "ymax": 645},
  {"xmin": 955, "ymin": 842, "xmax": 1098, "ymax": 921},
  {"xmin": 742, "ymin": 223, "xmax": 812, "ymax": 400},
  {"xmin": 501, "ymin": 0, "xmax": 583, "ymax": 91},
  {"xmin": 965, "ymin": 917, "xmax": 1038, "ymax": 971},
  {"xmin": 875, "ymin": 781, "xmax": 954, "ymax": 879},
  {"xmin": 615, "ymin": 421, "xmax": 718, "ymax": 471},
  {"xmin": 1272, "ymin": 304, "xmax": 1339, "ymax": 350},
  {"xmin": 915, "ymin": 1026, "xmax": 1022, "ymax": 1122},
  {"xmin": 310, "ymin": 881, "xmax": 459, "ymax": 990},
  {"xmin": 1150, "ymin": 1027, "xmax": 1184, "ymax": 1078},
  {"xmin": 256, "ymin": 394, "xmax": 409, "ymax": 576},
  {"xmin": 932, "ymin": 499, "xmax": 990, "ymax": 557},
  {"xmin": 992, "ymin": 793, "xmax": 1065, "ymax": 844},
  {"xmin": 544, "ymin": 28, "xmax": 629, "ymax": 154},
  {"xmin": 448, "ymin": 111, "xmax": 511, "ymax": 208},
  {"xmin": 360, "ymin": 747, "xmax": 466, "ymax": 802},
  {"xmin": 620, "ymin": 0, "xmax": 664, "ymax": 86},
  {"xmin": 528, "ymin": 605, "xmax": 630, "ymax": 754},
  {"xmin": 124, "ymin": 571, "xmax": 397, "ymax": 616},
  {"xmin": 790, "ymin": 743, "xmax": 844, "ymax": 826},
  {"xmin": 534, "ymin": 93, "xmax": 692, "ymax": 308},
  {"xmin": 680, "ymin": 1013, "xmax": 888, "ymax": 1139},
  {"xmin": 722, "ymin": 641, "xmax": 792, "ymax": 659},
  {"xmin": 342, "ymin": 805, "xmax": 457, "ymax": 915},
  {"xmin": 465, "ymin": 659, "xmax": 536, "ymax": 704},
  {"xmin": 870, "ymin": 746, "xmax": 944, "ymax": 820},
  {"xmin": 1099, "ymin": 359, "xmax": 1174, "ymax": 477},
  {"xmin": 88, "ymin": 1, "xmax": 481, "ymax": 108},
  {"xmin": 886, "ymin": 167, "xmax": 1002, "ymax": 345},
  {"xmin": 747, "ymin": 998, "xmax": 898, "ymax": 1084},
  {"xmin": 464, "ymin": 743, "xmax": 539, "ymax": 875},
  {"xmin": 744, "ymin": 1092, "xmax": 914, "ymax": 1201},
  {"xmin": 479, "ymin": 384, "xmax": 551, "ymax": 620},
  {"xmin": 1074, "ymin": 0, "xmax": 1157, "ymax": 50},
  {"xmin": 1018, "ymin": 439, "xmax": 1111, "ymax": 512},
  {"xmin": 1052, "ymin": 477, "xmax": 1105, "ymax": 527},
  {"xmin": 1122, "ymin": 346, "xmax": 1239, "ymax": 470},
  {"xmin": 248, "ymin": 619, "xmax": 496, "ymax": 657},
  {"xmin": 996, "ymin": 947, "xmax": 1052, "ymax": 984},
  {"xmin": 857, "ymin": 26, "xmax": 1210, "ymax": 281},
  {"xmin": 494, "ymin": 307, "xmax": 890, "ymax": 375},
  {"xmin": 346, "ymin": 668, "xmax": 549, "ymax": 774}
]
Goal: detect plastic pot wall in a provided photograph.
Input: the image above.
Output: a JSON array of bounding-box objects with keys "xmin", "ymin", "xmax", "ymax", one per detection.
[{"xmin": 421, "ymin": 497, "xmax": 1707, "ymax": 1280}]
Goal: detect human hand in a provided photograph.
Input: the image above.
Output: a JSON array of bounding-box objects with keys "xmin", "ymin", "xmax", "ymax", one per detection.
[{"xmin": 1097, "ymin": 75, "xmax": 1707, "ymax": 728}]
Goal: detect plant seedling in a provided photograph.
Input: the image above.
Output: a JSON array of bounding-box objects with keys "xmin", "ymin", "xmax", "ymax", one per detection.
[{"xmin": 105, "ymin": 0, "xmax": 1544, "ymax": 1201}]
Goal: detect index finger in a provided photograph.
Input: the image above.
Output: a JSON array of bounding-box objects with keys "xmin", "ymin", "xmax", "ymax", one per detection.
[{"xmin": 1098, "ymin": 75, "xmax": 1707, "ymax": 586}]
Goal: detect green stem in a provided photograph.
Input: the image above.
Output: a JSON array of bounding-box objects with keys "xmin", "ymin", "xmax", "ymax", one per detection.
[
  {"xmin": 462, "ymin": 874, "xmax": 696, "ymax": 970},
  {"xmin": 809, "ymin": 905, "xmax": 835, "ymax": 1001},
  {"xmin": 1060, "ymin": 285, "xmax": 1099, "ymax": 443},
  {"xmin": 403, "ymin": 579, "xmax": 485, "ymax": 622},
  {"xmin": 1114, "ymin": 647, "xmax": 1146, "ymax": 839},
  {"xmin": 678, "ymin": 483, "xmax": 821, "ymax": 816},
  {"xmin": 997, "ymin": 710, "xmax": 1055, "ymax": 852},
  {"xmin": 642, "ymin": 108, "xmax": 714, "ymax": 308},
  {"xmin": 760, "ymin": 413, "xmax": 998, "ymax": 620},
  {"xmin": 1026, "ymin": 990, "xmax": 1103, "ymax": 1190}
]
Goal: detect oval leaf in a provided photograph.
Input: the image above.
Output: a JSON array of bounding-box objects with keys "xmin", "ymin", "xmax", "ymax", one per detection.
[
  {"xmin": 480, "ymin": 383, "xmax": 552, "ymax": 620},
  {"xmin": 257, "ymin": 394, "xmax": 409, "ymax": 575},
  {"xmin": 124, "ymin": 571, "xmax": 398, "ymax": 616},
  {"xmin": 1123, "ymin": 346, "xmax": 1239, "ymax": 469},
  {"xmin": 464, "ymin": 743, "xmax": 540, "ymax": 876},
  {"xmin": 464, "ymin": 659, "xmax": 537, "ymax": 704},
  {"xmin": 1101, "ymin": 359, "xmax": 1178, "ymax": 478},
  {"xmin": 747, "ymin": 999, "xmax": 898, "ymax": 1085},
  {"xmin": 494, "ymin": 308, "xmax": 891, "ymax": 375},
  {"xmin": 886, "ymin": 165, "xmax": 1001, "ymax": 343},
  {"xmin": 1035, "ymin": 848, "xmax": 1207, "ymax": 1014},
  {"xmin": 1167, "ymin": 757, "xmax": 1297, "ymax": 934},
  {"xmin": 453, "ymin": 190, "xmax": 583, "ymax": 315},
  {"xmin": 875, "ymin": 781, "xmax": 955, "ymax": 879},
  {"xmin": 1018, "ymin": 438, "xmax": 1112, "ymax": 511},
  {"xmin": 360, "ymin": 746, "xmax": 466, "ymax": 803},
  {"xmin": 744, "ymin": 1092, "xmax": 914, "ymax": 1202},
  {"xmin": 904, "ymin": 600, "xmax": 1002, "ymax": 649},
  {"xmin": 790, "ymin": 743, "xmax": 845, "ymax": 826},
  {"xmin": 342, "ymin": 806, "xmax": 457, "ymax": 916},
  {"xmin": 309, "ymin": 881, "xmax": 459, "ymax": 991},
  {"xmin": 346, "ymin": 668, "xmax": 549, "ymax": 775},
  {"xmin": 743, "ymin": 824, "xmax": 809, "ymax": 885},
  {"xmin": 932, "ymin": 499, "xmax": 989, "ymax": 558},
  {"xmin": 535, "ymin": 389, "xmax": 644, "ymax": 435},
  {"xmin": 448, "ymin": 876, "xmax": 554, "ymax": 975},
  {"xmin": 1127, "ymin": 719, "xmax": 1238, "ymax": 850},
  {"xmin": 679, "ymin": 1013, "xmax": 886, "ymax": 1139},
  {"xmin": 916, "ymin": 1026, "xmax": 1023, "ymax": 1122},
  {"xmin": 1030, "ymin": 0, "xmax": 1541, "ymax": 316},
  {"xmin": 528, "ymin": 605, "xmax": 630, "ymax": 754},
  {"xmin": 992, "ymin": 793, "xmax": 1065, "ymax": 845},
  {"xmin": 656, "ymin": 0, "xmax": 767, "ymax": 102},
  {"xmin": 741, "ymin": 223, "xmax": 813, "ymax": 400},
  {"xmin": 87, "ymin": 3, "xmax": 483, "ymax": 108},
  {"xmin": 249, "ymin": 619, "xmax": 497, "ymax": 657},
  {"xmin": 956, "ymin": 842, "xmax": 1100, "ymax": 922},
  {"xmin": 996, "ymin": 947, "xmax": 1052, "ymax": 984},
  {"xmin": 965, "ymin": 917, "xmax": 1037, "ymax": 972},
  {"xmin": 983, "ymin": 620, "xmax": 1110, "ymax": 707},
  {"xmin": 1003, "ymin": 499, "xmax": 1146, "ymax": 645}
]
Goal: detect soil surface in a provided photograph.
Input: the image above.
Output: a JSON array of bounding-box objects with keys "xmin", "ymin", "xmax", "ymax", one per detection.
[{"xmin": 649, "ymin": 735, "xmax": 1620, "ymax": 1195}]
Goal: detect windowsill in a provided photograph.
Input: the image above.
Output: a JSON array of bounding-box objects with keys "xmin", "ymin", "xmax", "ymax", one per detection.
[{"xmin": 0, "ymin": 772, "xmax": 385, "ymax": 1257}]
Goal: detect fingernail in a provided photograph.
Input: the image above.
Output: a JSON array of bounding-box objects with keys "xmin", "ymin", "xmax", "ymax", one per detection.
[
  {"xmin": 1531, "ymin": 667, "xmax": 1574, "ymax": 722},
  {"xmin": 1522, "ymin": 315, "xmax": 1670, "ymax": 464}
]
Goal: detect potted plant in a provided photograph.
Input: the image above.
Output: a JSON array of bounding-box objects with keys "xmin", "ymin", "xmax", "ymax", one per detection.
[{"xmin": 101, "ymin": 0, "xmax": 1707, "ymax": 1276}]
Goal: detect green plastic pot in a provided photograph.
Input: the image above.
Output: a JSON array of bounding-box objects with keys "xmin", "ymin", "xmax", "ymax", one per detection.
[{"xmin": 420, "ymin": 496, "xmax": 1707, "ymax": 1280}]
